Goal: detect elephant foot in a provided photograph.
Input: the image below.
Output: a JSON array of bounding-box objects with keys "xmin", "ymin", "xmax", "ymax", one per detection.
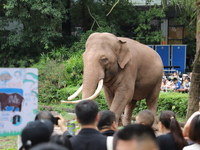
[{"xmin": 118, "ymin": 117, "xmax": 123, "ymax": 127}]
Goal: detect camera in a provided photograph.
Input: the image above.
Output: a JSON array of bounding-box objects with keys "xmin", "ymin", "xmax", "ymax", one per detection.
[{"xmin": 54, "ymin": 117, "xmax": 60, "ymax": 125}]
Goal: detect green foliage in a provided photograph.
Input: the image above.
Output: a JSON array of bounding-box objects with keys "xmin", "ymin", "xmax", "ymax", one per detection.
[
  {"xmin": 70, "ymin": 0, "xmax": 164, "ymax": 40},
  {"xmin": 0, "ymin": 0, "xmax": 69, "ymax": 67},
  {"xmin": 1, "ymin": 0, "xmax": 168, "ymax": 67},
  {"xmin": 64, "ymin": 53, "xmax": 83, "ymax": 86},
  {"xmin": 1, "ymin": 0, "xmax": 68, "ymax": 48},
  {"xmin": 32, "ymin": 46, "xmax": 69, "ymax": 104},
  {"xmin": 157, "ymin": 92, "xmax": 188, "ymax": 117},
  {"xmin": 132, "ymin": 92, "xmax": 188, "ymax": 117},
  {"xmin": 134, "ymin": 6, "xmax": 166, "ymax": 44},
  {"xmin": 169, "ymin": 0, "xmax": 196, "ymax": 59}
]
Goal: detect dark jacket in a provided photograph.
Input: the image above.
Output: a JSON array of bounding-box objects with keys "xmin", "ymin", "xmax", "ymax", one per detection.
[
  {"xmin": 101, "ymin": 130, "xmax": 115, "ymax": 136},
  {"xmin": 157, "ymin": 133, "xmax": 179, "ymax": 150},
  {"xmin": 70, "ymin": 128, "xmax": 107, "ymax": 150}
]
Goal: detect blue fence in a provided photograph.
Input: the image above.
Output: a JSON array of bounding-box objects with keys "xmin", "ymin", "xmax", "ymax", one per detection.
[{"xmin": 148, "ymin": 45, "xmax": 187, "ymax": 73}]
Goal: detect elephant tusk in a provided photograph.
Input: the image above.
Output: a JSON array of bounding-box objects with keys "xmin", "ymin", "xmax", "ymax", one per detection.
[
  {"xmin": 61, "ymin": 79, "xmax": 103, "ymax": 104},
  {"xmin": 61, "ymin": 100, "xmax": 83, "ymax": 104},
  {"xmin": 84, "ymin": 79, "xmax": 103, "ymax": 100},
  {"xmin": 68, "ymin": 85, "xmax": 83, "ymax": 100}
]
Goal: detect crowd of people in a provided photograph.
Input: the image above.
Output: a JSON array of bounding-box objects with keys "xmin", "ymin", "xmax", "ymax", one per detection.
[
  {"xmin": 161, "ymin": 72, "xmax": 191, "ymax": 93},
  {"xmin": 19, "ymin": 100, "xmax": 200, "ymax": 150}
]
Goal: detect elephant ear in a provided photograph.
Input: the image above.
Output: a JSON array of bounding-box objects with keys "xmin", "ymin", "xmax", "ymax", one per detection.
[{"xmin": 117, "ymin": 40, "xmax": 131, "ymax": 69}]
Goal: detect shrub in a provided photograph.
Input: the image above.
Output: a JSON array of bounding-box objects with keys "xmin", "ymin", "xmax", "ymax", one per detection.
[
  {"xmin": 36, "ymin": 60, "xmax": 67, "ymax": 104},
  {"xmin": 64, "ymin": 52, "xmax": 83, "ymax": 86},
  {"xmin": 157, "ymin": 92, "xmax": 188, "ymax": 117},
  {"xmin": 57, "ymin": 86, "xmax": 188, "ymax": 118},
  {"xmin": 132, "ymin": 92, "xmax": 188, "ymax": 117}
]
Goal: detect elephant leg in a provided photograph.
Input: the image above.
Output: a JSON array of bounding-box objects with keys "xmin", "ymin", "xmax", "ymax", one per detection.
[
  {"xmin": 146, "ymin": 84, "xmax": 160, "ymax": 130},
  {"xmin": 109, "ymin": 88, "xmax": 133, "ymax": 126},
  {"xmin": 123, "ymin": 100, "xmax": 137, "ymax": 126},
  {"xmin": 104, "ymin": 86, "xmax": 114, "ymax": 108}
]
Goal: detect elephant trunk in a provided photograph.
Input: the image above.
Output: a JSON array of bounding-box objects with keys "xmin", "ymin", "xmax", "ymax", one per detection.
[
  {"xmin": 82, "ymin": 69, "xmax": 104, "ymax": 99},
  {"xmin": 63, "ymin": 68, "xmax": 104, "ymax": 103}
]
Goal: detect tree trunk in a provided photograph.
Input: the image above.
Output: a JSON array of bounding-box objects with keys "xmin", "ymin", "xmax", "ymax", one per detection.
[{"xmin": 186, "ymin": 0, "xmax": 200, "ymax": 120}]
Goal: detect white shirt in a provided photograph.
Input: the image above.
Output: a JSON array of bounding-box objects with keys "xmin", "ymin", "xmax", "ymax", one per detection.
[{"xmin": 183, "ymin": 143, "xmax": 200, "ymax": 150}]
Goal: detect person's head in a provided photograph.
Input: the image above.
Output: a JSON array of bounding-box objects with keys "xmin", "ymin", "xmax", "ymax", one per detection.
[
  {"xmin": 185, "ymin": 76, "xmax": 190, "ymax": 82},
  {"xmin": 135, "ymin": 110, "xmax": 154, "ymax": 127},
  {"xmin": 159, "ymin": 110, "xmax": 187, "ymax": 150},
  {"xmin": 50, "ymin": 134, "xmax": 72, "ymax": 150},
  {"xmin": 30, "ymin": 143, "xmax": 69, "ymax": 150},
  {"xmin": 182, "ymin": 74, "xmax": 188, "ymax": 80},
  {"xmin": 20, "ymin": 119, "xmax": 54, "ymax": 150},
  {"xmin": 35, "ymin": 111, "xmax": 56, "ymax": 125},
  {"xmin": 188, "ymin": 114, "xmax": 200, "ymax": 144},
  {"xmin": 75, "ymin": 100, "xmax": 99, "ymax": 126},
  {"xmin": 113, "ymin": 124, "xmax": 158, "ymax": 150},
  {"xmin": 172, "ymin": 78, "xmax": 178, "ymax": 83},
  {"xmin": 159, "ymin": 110, "xmax": 176, "ymax": 130},
  {"xmin": 97, "ymin": 110, "xmax": 117, "ymax": 131}
]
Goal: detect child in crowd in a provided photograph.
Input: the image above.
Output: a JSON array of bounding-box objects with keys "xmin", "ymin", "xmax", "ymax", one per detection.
[{"xmin": 135, "ymin": 110, "xmax": 154, "ymax": 127}]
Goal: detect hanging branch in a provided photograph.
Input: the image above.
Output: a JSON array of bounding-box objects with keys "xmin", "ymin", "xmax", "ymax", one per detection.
[
  {"xmin": 86, "ymin": 5, "xmax": 101, "ymax": 29},
  {"xmin": 91, "ymin": 20, "xmax": 96, "ymax": 30},
  {"xmin": 106, "ymin": 0, "xmax": 120, "ymax": 16}
]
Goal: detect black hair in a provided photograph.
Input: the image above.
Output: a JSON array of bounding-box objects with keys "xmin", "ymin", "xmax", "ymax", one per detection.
[
  {"xmin": 97, "ymin": 110, "xmax": 116, "ymax": 130},
  {"xmin": 29, "ymin": 142, "xmax": 69, "ymax": 150},
  {"xmin": 113, "ymin": 124, "xmax": 157, "ymax": 150},
  {"xmin": 35, "ymin": 111, "xmax": 55, "ymax": 124},
  {"xmin": 189, "ymin": 114, "xmax": 200, "ymax": 144},
  {"xmin": 75, "ymin": 100, "xmax": 99, "ymax": 125},
  {"xmin": 172, "ymin": 78, "xmax": 178, "ymax": 81},
  {"xmin": 159, "ymin": 110, "xmax": 187, "ymax": 150}
]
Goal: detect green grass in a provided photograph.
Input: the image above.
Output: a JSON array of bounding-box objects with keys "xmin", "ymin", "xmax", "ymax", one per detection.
[{"xmin": 0, "ymin": 135, "xmax": 18, "ymax": 150}]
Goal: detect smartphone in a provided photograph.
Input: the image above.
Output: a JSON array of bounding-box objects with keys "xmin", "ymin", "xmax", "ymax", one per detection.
[{"xmin": 54, "ymin": 117, "xmax": 60, "ymax": 125}]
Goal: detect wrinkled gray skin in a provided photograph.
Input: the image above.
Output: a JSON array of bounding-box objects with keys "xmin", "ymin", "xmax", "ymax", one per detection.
[{"xmin": 82, "ymin": 32, "xmax": 163, "ymax": 126}]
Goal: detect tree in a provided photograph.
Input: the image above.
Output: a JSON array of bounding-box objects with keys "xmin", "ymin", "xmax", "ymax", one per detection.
[
  {"xmin": 171, "ymin": 0, "xmax": 200, "ymax": 119},
  {"xmin": 134, "ymin": 5, "xmax": 166, "ymax": 44},
  {"xmin": 0, "ymin": 0, "xmax": 69, "ymax": 66},
  {"xmin": 187, "ymin": 0, "xmax": 200, "ymax": 119},
  {"xmin": 70, "ymin": 0, "xmax": 165, "ymax": 44}
]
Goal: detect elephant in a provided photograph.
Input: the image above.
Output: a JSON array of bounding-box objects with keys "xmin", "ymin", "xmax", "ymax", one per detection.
[
  {"xmin": 0, "ymin": 92, "xmax": 24, "ymax": 112},
  {"xmin": 62, "ymin": 32, "xmax": 163, "ymax": 126}
]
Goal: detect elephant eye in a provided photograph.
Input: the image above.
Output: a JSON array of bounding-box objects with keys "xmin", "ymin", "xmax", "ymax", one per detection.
[{"xmin": 100, "ymin": 58, "xmax": 108, "ymax": 63}]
